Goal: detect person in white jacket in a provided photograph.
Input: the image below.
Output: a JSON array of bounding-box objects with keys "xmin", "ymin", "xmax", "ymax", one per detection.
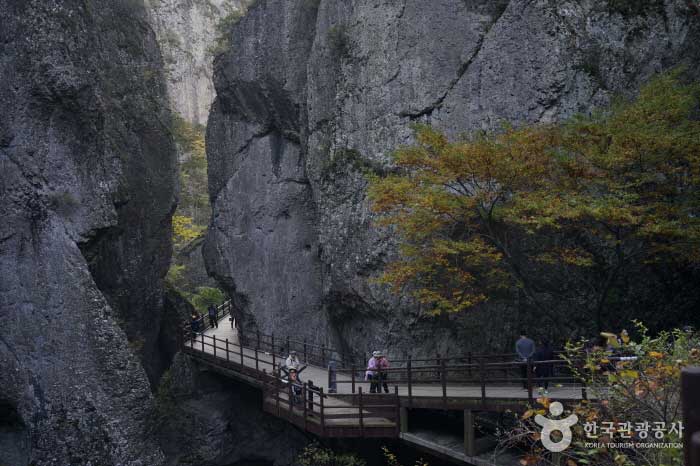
[{"xmin": 285, "ymin": 350, "xmax": 300, "ymax": 370}]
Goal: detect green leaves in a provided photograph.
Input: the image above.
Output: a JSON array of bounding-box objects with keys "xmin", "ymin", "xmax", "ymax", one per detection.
[{"xmin": 369, "ymin": 71, "xmax": 700, "ymax": 315}]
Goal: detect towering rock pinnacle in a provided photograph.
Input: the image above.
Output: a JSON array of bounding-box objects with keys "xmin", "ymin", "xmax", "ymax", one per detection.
[
  {"xmin": 0, "ymin": 0, "xmax": 176, "ymax": 464},
  {"xmin": 204, "ymin": 0, "xmax": 700, "ymax": 357},
  {"xmin": 146, "ymin": 0, "xmax": 246, "ymax": 126}
]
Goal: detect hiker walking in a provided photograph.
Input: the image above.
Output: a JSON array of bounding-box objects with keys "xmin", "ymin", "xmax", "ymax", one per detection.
[
  {"xmin": 207, "ymin": 304, "xmax": 218, "ymax": 329},
  {"xmin": 516, "ymin": 331, "xmax": 535, "ymax": 389},
  {"xmin": 366, "ymin": 350, "xmax": 390, "ymax": 394},
  {"xmin": 190, "ymin": 311, "xmax": 201, "ymax": 335},
  {"xmin": 534, "ymin": 339, "xmax": 554, "ymax": 395}
]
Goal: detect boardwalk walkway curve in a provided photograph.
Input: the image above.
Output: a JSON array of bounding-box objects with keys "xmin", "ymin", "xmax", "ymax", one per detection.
[{"xmin": 180, "ymin": 300, "xmax": 590, "ymax": 444}]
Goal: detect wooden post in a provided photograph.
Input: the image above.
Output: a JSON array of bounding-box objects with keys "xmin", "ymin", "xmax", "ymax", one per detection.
[
  {"xmin": 400, "ymin": 407, "xmax": 408, "ymax": 433},
  {"xmin": 256, "ymin": 330, "xmax": 260, "ymax": 350},
  {"xmin": 358, "ymin": 386, "xmax": 364, "ymax": 437},
  {"xmin": 319, "ymin": 387, "xmax": 326, "ymax": 436},
  {"xmin": 527, "ymin": 358, "xmax": 534, "ymax": 404},
  {"xmin": 394, "ymin": 385, "xmax": 400, "ymax": 436},
  {"xmin": 351, "ymin": 365, "xmax": 356, "ymax": 393},
  {"xmin": 213, "ymin": 335, "xmax": 217, "ymax": 357},
  {"xmin": 441, "ymin": 357, "xmax": 447, "ymax": 408},
  {"xmin": 321, "ymin": 344, "xmax": 326, "ymax": 367},
  {"xmin": 255, "ymin": 347, "xmax": 259, "ymax": 372},
  {"xmin": 303, "ymin": 383, "xmax": 308, "ymax": 430},
  {"xmin": 276, "ymin": 374, "xmax": 281, "ymax": 416},
  {"xmin": 682, "ymin": 367, "xmax": 700, "ymax": 466},
  {"xmin": 303, "ymin": 338, "xmax": 308, "ymax": 363},
  {"xmin": 201, "ymin": 333, "xmax": 204, "ymax": 352},
  {"xmin": 407, "ymin": 355, "xmax": 413, "ymax": 407},
  {"xmin": 225, "ymin": 338, "xmax": 230, "ymax": 362},
  {"xmin": 288, "ymin": 379, "xmax": 294, "ymax": 412},
  {"xmin": 271, "ymin": 333, "xmax": 276, "ymax": 370},
  {"xmin": 692, "ymin": 432, "xmax": 700, "ymax": 466},
  {"xmin": 480, "ymin": 358, "xmax": 486, "ymax": 403},
  {"xmin": 464, "ymin": 409, "xmax": 476, "ymax": 457}
]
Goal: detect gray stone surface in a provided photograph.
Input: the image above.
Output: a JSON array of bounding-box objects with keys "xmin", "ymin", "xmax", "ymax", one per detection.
[
  {"xmin": 157, "ymin": 354, "xmax": 309, "ymax": 466},
  {"xmin": 204, "ymin": 0, "xmax": 700, "ymax": 357},
  {"xmin": 0, "ymin": 0, "xmax": 176, "ymax": 464},
  {"xmin": 146, "ymin": 0, "xmax": 246, "ymax": 126}
]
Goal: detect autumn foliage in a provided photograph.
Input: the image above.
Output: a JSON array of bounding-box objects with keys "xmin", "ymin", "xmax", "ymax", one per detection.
[{"xmin": 368, "ymin": 72, "xmax": 700, "ymax": 326}]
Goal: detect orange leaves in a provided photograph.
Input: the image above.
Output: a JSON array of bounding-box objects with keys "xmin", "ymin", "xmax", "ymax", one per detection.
[{"xmin": 367, "ymin": 71, "xmax": 700, "ymax": 316}]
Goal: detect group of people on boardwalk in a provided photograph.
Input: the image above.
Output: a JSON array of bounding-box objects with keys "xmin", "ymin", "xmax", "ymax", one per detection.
[
  {"xmin": 516, "ymin": 331, "xmax": 554, "ymax": 394},
  {"xmin": 366, "ymin": 350, "xmax": 390, "ymax": 393},
  {"xmin": 189, "ymin": 304, "xmax": 220, "ymax": 335}
]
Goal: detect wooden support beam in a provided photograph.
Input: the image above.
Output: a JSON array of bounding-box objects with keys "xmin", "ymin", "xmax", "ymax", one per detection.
[
  {"xmin": 683, "ymin": 367, "xmax": 700, "ymax": 466},
  {"xmin": 400, "ymin": 407, "xmax": 409, "ymax": 433},
  {"xmin": 464, "ymin": 409, "xmax": 475, "ymax": 457}
]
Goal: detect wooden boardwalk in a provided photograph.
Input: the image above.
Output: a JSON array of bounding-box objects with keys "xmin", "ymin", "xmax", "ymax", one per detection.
[{"xmin": 181, "ymin": 302, "xmax": 590, "ymax": 449}]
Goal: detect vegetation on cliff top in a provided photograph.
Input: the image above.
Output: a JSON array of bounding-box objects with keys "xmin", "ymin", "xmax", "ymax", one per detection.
[{"xmin": 369, "ymin": 71, "xmax": 700, "ymax": 333}]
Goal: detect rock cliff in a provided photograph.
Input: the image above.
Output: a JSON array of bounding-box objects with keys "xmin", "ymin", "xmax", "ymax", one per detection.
[
  {"xmin": 0, "ymin": 0, "xmax": 176, "ymax": 464},
  {"xmin": 146, "ymin": 0, "xmax": 246, "ymax": 126},
  {"xmin": 204, "ymin": 0, "xmax": 700, "ymax": 357}
]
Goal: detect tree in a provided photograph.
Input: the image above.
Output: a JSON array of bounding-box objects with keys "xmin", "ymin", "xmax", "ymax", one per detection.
[
  {"xmin": 368, "ymin": 71, "xmax": 700, "ymax": 331},
  {"xmin": 504, "ymin": 325, "xmax": 699, "ymax": 466}
]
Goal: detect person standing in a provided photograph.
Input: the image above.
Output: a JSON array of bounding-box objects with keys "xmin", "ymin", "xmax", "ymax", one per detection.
[
  {"xmin": 285, "ymin": 350, "xmax": 300, "ymax": 370},
  {"xmin": 366, "ymin": 351, "xmax": 390, "ymax": 393},
  {"xmin": 191, "ymin": 311, "xmax": 201, "ymax": 335},
  {"xmin": 207, "ymin": 304, "xmax": 218, "ymax": 329},
  {"xmin": 516, "ymin": 331, "xmax": 535, "ymax": 389},
  {"xmin": 534, "ymin": 340, "xmax": 554, "ymax": 394}
]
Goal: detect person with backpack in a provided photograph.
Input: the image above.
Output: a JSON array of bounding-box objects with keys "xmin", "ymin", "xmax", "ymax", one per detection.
[{"xmin": 207, "ymin": 304, "xmax": 218, "ymax": 329}]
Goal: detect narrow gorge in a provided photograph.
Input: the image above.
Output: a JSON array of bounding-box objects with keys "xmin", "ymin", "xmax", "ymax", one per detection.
[{"xmin": 1, "ymin": 1, "xmax": 699, "ymax": 465}]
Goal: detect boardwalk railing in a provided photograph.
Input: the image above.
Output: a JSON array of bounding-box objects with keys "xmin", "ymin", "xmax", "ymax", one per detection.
[
  {"xmin": 336, "ymin": 357, "xmax": 585, "ymax": 406},
  {"xmin": 261, "ymin": 376, "xmax": 400, "ymax": 438},
  {"xmin": 179, "ymin": 329, "xmax": 400, "ymax": 437}
]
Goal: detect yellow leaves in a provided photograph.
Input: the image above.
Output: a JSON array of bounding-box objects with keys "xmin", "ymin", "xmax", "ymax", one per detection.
[
  {"xmin": 172, "ymin": 215, "xmax": 204, "ymax": 245},
  {"xmin": 648, "ymin": 351, "xmax": 664, "ymax": 359},
  {"xmin": 537, "ymin": 397, "xmax": 551, "ymax": 409}
]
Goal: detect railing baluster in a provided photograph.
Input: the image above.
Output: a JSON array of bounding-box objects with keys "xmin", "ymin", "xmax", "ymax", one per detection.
[
  {"xmin": 286, "ymin": 335, "xmax": 290, "ymax": 355},
  {"xmin": 351, "ymin": 365, "xmax": 356, "ymax": 394},
  {"xmin": 320, "ymin": 387, "xmax": 325, "ymax": 436},
  {"xmin": 255, "ymin": 347, "xmax": 259, "ymax": 372},
  {"xmin": 303, "ymin": 338, "xmax": 308, "ymax": 363},
  {"xmin": 407, "ymin": 355, "xmax": 413, "ymax": 407},
  {"xmin": 321, "ymin": 344, "xmax": 326, "ymax": 367},
  {"xmin": 527, "ymin": 358, "xmax": 534, "ymax": 404},
  {"xmin": 358, "ymin": 386, "xmax": 364, "ymax": 437},
  {"xmin": 256, "ymin": 330, "xmax": 260, "ymax": 351},
  {"xmin": 226, "ymin": 338, "xmax": 230, "ymax": 362},
  {"xmin": 394, "ymin": 385, "xmax": 400, "ymax": 437},
  {"xmin": 441, "ymin": 357, "xmax": 447, "ymax": 408},
  {"xmin": 271, "ymin": 333, "xmax": 276, "ymax": 371},
  {"xmin": 480, "ymin": 358, "xmax": 486, "ymax": 404},
  {"xmin": 213, "ymin": 335, "xmax": 217, "ymax": 357},
  {"xmin": 201, "ymin": 333, "xmax": 204, "ymax": 352},
  {"xmin": 303, "ymin": 383, "xmax": 308, "ymax": 430}
]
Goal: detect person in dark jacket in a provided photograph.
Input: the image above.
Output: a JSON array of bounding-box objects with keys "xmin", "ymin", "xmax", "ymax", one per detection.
[
  {"xmin": 516, "ymin": 331, "xmax": 536, "ymax": 389},
  {"xmin": 534, "ymin": 340, "xmax": 554, "ymax": 394},
  {"xmin": 191, "ymin": 311, "xmax": 201, "ymax": 335},
  {"xmin": 208, "ymin": 304, "xmax": 218, "ymax": 329}
]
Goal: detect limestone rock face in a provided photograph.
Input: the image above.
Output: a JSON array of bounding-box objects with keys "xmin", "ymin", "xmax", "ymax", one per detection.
[
  {"xmin": 157, "ymin": 354, "xmax": 308, "ymax": 466},
  {"xmin": 0, "ymin": 0, "xmax": 176, "ymax": 464},
  {"xmin": 204, "ymin": 0, "xmax": 700, "ymax": 357},
  {"xmin": 146, "ymin": 0, "xmax": 245, "ymax": 126}
]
